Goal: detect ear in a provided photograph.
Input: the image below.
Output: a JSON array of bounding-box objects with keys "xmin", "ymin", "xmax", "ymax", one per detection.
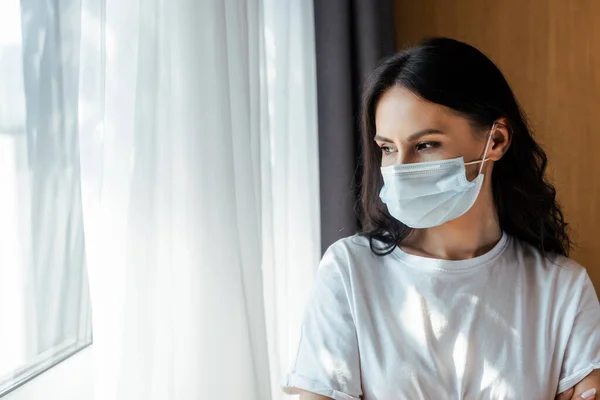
[{"xmin": 486, "ymin": 117, "xmax": 512, "ymax": 162}]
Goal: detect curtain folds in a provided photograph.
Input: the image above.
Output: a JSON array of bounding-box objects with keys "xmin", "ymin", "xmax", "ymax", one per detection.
[
  {"xmin": 262, "ymin": 1, "xmax": 320, "ymax": 398},
  {"xmin": 83, "ymin": 1, "xmax": 319, "ymax": 399}
]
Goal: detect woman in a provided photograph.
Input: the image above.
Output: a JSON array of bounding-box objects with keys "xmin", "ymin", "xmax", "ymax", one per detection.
[{"xmin": 281, "ymin": 38, "xmax": 600, "ymax": 399}]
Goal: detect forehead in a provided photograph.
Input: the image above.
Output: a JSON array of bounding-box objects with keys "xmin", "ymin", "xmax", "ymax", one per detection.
[{"xmin": 375, "ymin": 86, "xmax": 468, "ymax": 136}]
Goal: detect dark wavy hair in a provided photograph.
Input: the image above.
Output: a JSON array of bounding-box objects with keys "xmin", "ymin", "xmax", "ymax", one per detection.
[{"xmin": 358, "ymin": 37, "xmax": 570, "ymax": 257}]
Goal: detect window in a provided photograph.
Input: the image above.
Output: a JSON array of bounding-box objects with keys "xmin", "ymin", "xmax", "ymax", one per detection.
[{"xmin": 0, "ymin": 1, "xmax": 93, "ymax": 396}]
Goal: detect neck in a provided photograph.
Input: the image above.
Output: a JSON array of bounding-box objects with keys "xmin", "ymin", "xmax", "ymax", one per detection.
[{"xmin": 401, "ymin": 185, "xmax": 502, "ymax": 260}]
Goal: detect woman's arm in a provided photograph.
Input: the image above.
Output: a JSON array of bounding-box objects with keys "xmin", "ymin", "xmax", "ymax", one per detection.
[
  {"xmin": 556, "ymin": 369, "xmax": 599, "ymax": 400},
  {"xmin": 570, "ymin": 368, "xmax": 599, "ymax": 399},
  {"xmin": 281, "ymin": 246, "xmax": 362, "ymax": 398}
]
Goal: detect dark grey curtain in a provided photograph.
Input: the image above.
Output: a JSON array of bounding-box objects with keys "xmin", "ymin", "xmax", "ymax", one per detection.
[{"xmin": 314, "ymin": 0, "xmax": 397, "ymax": 253}]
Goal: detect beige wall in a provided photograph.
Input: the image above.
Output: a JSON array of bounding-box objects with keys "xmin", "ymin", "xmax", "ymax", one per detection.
[{"xmin": 394, "ymin": 0, "xmax": 600, "ymax": 286}]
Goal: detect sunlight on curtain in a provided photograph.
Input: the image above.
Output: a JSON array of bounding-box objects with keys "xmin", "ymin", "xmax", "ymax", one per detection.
[
  {"xmin": 261, "ymin": 1, "xmax": 320, "ymax": 399},
  {"xmin": 83, "ymin": 0, "xmax": 319, "ymax": 399}
]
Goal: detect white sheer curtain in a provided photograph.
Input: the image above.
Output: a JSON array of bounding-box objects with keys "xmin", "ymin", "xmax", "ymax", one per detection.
[
  {"xmin": 82, "ymin": 0, "xmax": 319, "ymax": 399},
  {"xmin": 261, "ymin": 1, "xmax": 320, "ymax": 399}
]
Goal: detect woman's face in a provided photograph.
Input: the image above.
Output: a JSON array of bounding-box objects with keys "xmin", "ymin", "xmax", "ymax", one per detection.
[{"xmin": 374, "ymin": 86, "xmax": 491, "ymax": 181}]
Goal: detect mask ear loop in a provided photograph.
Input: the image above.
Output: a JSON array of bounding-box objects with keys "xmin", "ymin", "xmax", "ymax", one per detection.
[
  {"xmin": 464, "ymin": 122, "xmax": 496, "ymax": 175},
  {"xmin": 478, "ymin": 122, "xmax": 496, "ymax": 175}
]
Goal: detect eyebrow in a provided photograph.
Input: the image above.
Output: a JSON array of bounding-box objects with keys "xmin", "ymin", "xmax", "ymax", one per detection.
[{"xmin": 374, "ymin": 129, "xmax": 444, "ymax": 143}]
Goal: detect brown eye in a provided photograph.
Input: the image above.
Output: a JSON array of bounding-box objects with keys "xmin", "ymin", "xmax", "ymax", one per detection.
[
  {"xmin": 415, "ymin": 142, "xmax": 441, "ymax": 152},
  {"xmin": 380, "ymin": 145, "xmax": 396, "ymax": 155}
]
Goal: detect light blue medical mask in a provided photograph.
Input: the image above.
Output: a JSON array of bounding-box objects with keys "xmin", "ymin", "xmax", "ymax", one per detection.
[{"xmin": 379, "ymin": 125, "xmax": 495, "ymax": 228}]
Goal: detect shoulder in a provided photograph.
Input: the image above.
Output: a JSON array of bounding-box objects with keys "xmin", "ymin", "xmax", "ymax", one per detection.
[
  {"xmin": 318, "ymin": 234, "xmax": 386, "ymax": 282},
  {"xmin": 323, "ymin": 234, "xmax": 375, "ymax": 259},
  {"xmin": 510, "ymin": 236, "xmax": 589, "ymax": 287},
  {"xmin": 321, "ymin": 234, "xmax": 385, "ymax": 271}
]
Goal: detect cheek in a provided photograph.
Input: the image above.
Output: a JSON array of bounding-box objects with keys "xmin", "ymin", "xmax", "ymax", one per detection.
[
  {"xmin": 380, "ymin": 155, "xmax": 395, "ymax": 167},
  {"xmin": 465, "ymin": 160, "xmax": 492, "ymax": 181},
  {"xmin": 465, "ymin": 165, "xmax": 480, "ymax": 181}
]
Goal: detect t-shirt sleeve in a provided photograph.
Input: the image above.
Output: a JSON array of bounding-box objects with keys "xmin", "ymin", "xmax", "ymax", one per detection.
[
  {"xmin": 282, "ymin": 247, "xmax": 362, "ymax": 400},
  {"xmin": 558, "ymin": 271, "xmax": 600, "ymax": 393}
]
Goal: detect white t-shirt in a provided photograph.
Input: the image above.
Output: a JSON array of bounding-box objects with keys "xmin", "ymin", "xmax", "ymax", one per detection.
[{"xmin": 282, "ymin": 232, "xmax": 600, "ymax": 399}]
